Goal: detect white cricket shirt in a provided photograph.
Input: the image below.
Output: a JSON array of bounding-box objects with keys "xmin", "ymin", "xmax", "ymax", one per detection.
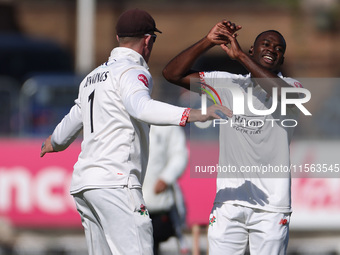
[
  {"xmin": 200, "ymin": 71, "xmax": 302, "ymax": 213},
  {"xmin": 51, "ymin": 47, "xmax": 188, "ymax": 194}
]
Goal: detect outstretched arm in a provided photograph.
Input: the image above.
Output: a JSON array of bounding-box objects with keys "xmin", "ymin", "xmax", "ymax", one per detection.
[{"xmin": 162, "ymin": 20, "xmax": 241, "ymax": 92}]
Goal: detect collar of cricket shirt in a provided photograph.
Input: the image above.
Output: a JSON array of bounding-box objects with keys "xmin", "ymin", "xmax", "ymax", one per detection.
[{"xmin": 109, "ymin": 47, "xmax": 150, "ymax": 70}]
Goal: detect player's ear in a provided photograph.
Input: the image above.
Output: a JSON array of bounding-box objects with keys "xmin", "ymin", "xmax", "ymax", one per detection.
[
  {"xmin": 144, "ymin": 35, "xmax": 152, "ymax": 45},
  {"xmin": 248, "ymin": 46, "xmax": 254, "ymax": 56}
]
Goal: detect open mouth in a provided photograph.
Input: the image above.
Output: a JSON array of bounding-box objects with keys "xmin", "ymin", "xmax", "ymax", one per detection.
[{"xmin": 263, "ymin": 55, "xmax": 275, "ymax": 64}]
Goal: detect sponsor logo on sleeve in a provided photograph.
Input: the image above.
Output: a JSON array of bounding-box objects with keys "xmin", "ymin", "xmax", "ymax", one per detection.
[{"xmin": 138, "ymin": 74, "xmax": 149, "ymax": 88}]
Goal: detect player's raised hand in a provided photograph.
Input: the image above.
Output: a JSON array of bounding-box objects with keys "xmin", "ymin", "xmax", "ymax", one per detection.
[
  {"xmin": 223, "ymin": 20, "xmax": 242, "ymax": 35},
  {"xmin": 207, "ymin": 20, "xmax": 241, "ymax": 46},
  {"xmin": 40, "ymin": 135, "xmax": 56, "ymax": 157},
  {"xmin": 220, "ymin": 32, "xmax": 243, "ymax": 60}
]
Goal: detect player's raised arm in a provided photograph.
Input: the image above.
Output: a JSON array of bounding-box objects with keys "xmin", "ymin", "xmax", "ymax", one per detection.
[{"xmin": 162, "ymin": 20, "xmax": 241, "ymax": 92}]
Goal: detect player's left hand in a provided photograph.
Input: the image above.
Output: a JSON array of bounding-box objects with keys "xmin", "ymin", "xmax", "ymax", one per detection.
[{"xmin": 40, "ymin": 135, "xmax": 56, "ymax": 157}]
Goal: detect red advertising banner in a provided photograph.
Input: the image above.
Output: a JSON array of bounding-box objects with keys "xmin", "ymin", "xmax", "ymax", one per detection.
[
  {"xmin": 0, "ymin": 139, "xmax": 81, "ymax": 228},
  {"xmin": 1, "ymin": 139, "xmax": 340, "ymax": 230}
]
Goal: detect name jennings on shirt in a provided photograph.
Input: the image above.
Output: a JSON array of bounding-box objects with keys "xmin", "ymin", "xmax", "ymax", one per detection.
[{"xmin": 83, "ymin": 71, "xmax": 109, "ymax": 88}]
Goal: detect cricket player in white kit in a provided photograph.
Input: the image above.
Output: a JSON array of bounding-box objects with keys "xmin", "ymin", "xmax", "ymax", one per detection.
[
  {"xmin": 40, "ymin": 9, "xmax": 232, "ymax": 255},
  {"xmin": 163, "ymin": 20, "xmax": 303, "ymax": 254}
]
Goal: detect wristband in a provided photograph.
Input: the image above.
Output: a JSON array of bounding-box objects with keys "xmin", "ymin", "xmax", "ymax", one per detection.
[{"xmin": 180, "ymin": 108, "xmax": 191, "ymax": 127}]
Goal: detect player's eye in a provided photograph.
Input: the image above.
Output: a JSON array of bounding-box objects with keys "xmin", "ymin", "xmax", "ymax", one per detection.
[{"xmin": 275, "ymin": 47, "xmax": 284, "ymax": 53}]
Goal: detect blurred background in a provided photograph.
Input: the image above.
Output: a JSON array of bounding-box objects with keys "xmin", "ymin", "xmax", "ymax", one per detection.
[{"xmin": 0, "ymin": 0, "xmax": 340, "ymax": 254}]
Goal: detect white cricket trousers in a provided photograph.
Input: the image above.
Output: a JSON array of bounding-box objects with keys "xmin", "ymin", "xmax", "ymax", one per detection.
[
  {"xmin": 73, "ymin": 187, "xmax": 153, "ymax": 255},
  {"xmin": 208, "ymin": 203, "xmax": 290, "ymax": 255}
]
